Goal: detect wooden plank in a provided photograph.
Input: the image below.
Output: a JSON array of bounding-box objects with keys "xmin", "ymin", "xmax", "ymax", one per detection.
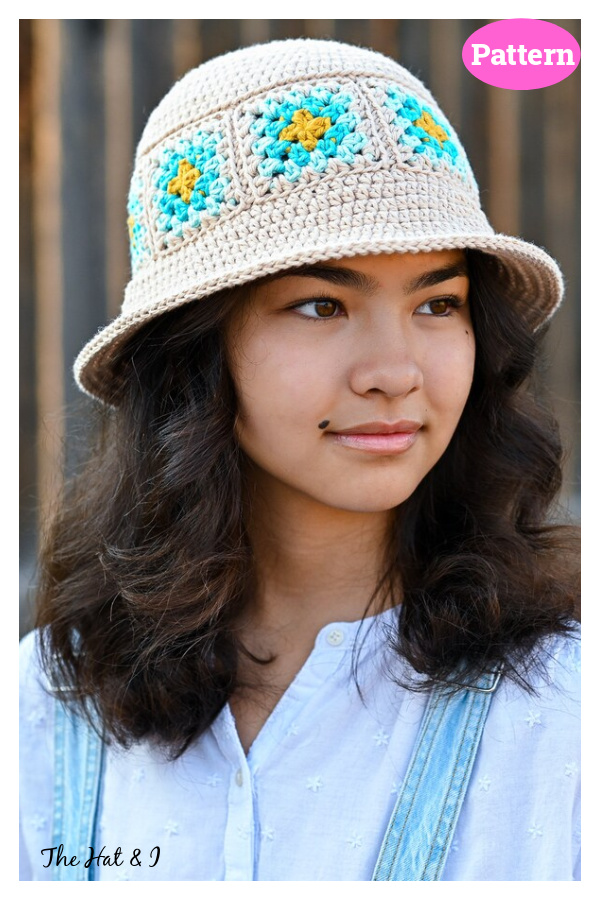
[
  {"xmin": 59, "ymin": 20, "xmax": 108, "ymax": 439},
  {"xmin": 31, "ymin": 19, "xmax": 64, "ymax": 524},
  {"xmin": 131, "ymin": 20, "xmax": 176, "ymax": 147},
  {"xmin": 240, "ymin": 20, "xmax": 270, "ymax": 47},
  {"xmin": 20, "ymin": 20, "xmax": 37, "ymax": 544},
  {"xmin": 486, "ymin": 88, "xmax": 520, "ymax": 236},
  {"xmin": 518, "ymin": 83, "xmax": 545, "ymax": 245},
  {"xmin": 199, "ymin": 19, "xmax": 240, "ymax": 62},
  {"xmin": 172, "ymin": 19, "xmax": 203, "ymax": 80},
  {"xmin": 456, "ymin": 20, "xmax": 489, "ymax": 196},
  {"xmin": 367, "ymin": 20, "xmax": 400, "ymax": 60},
  {"xmin": 333, "ymin": 20, "xmax": 371, "ymax": 48},
  {"xmin": 303, "ymin": 20, "xmax": 336, "ymax": 40},
  {"xmin": 540, "ymin": 24, "xmax": 580, "ymax": 510},
  {"xmin": 396, "ymin": 19, "xmax": 430, "ymax": 84},
  {"xmin": 20, "ymin": 20, "xmax": 38, "ymax": 634},
  {"xmin": 268, "ymin": 20, "xmax": 309, "ymax": 41},
  {"xmin": 428, "ymin": 20, "xmax": 462, "ymax": 132},
  {"xmin": 104, "ymin": 19, "xmax": 133, "ymax": 320}
]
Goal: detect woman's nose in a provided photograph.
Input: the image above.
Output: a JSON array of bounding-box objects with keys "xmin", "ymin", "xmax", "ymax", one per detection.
[{"xmin": 347, "ymin": 326, "xmax": 424, "ymax": 398}]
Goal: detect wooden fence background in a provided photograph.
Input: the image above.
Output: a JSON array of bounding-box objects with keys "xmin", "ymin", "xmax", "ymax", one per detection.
[{"xmin": 19, "ymin": 19, "xmax": 581, "ymax": 634}]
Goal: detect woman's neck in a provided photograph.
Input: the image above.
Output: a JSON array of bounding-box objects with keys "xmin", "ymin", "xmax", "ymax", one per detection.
[
  {"xmin": 240, "ymin": 469, "xmax": 398, "ymax": 651},
  {"xmin": 230, "ymin": 466, "xmax": 399, "ymax": 753}
]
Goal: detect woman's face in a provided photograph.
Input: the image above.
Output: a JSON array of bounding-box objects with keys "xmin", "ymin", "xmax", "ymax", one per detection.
[{"xmin": 225, "ymin": 250, "xmax": 475, "ymax": 514}]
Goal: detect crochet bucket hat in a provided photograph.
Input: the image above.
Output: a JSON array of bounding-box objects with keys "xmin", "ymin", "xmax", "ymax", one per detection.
[{"xmin": 75, "ymin": 38, "xmax": 564, "ymax": 402}]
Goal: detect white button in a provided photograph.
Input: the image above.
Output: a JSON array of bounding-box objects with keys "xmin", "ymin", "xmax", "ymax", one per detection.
[
  {"xmin": 235, "ymin": 769, "xmax": 243, "ymax": 786},
  {"xmin": 326, "ymin": 628, "xmax": 344, "ymax": 647}
]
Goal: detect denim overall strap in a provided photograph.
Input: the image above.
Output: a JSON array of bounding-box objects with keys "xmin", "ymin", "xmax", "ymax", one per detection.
[
  {"xmin": 52, "ymin": 699, "xmax": 105, "ymax": 881},
  {"xmin": 372, "ymin": 669, "xmax": 501, "ymax": 881}
]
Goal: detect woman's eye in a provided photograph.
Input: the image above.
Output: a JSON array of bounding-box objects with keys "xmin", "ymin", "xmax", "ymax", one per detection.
[
  {"xmin": 292, "ymin": 299, "xmax": 341, "ymax": 319},
  {"xmin": 415, "ymin": 297, "xmax": 460, "ymax": 316}
]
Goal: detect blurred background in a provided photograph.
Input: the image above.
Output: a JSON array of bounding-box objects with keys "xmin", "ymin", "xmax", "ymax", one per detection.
[{"xmin": 19, "ymin": 19, "xmax": 581, "ymax": 636}]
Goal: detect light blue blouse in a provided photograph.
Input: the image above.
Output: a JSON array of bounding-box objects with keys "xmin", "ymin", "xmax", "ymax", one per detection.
[{"xmin": 20, "ymin": 608, "xmax": 580, "ymax": 881}]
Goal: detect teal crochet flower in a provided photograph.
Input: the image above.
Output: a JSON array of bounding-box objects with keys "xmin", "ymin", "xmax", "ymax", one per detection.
[
  {"xmin": 127, "ymin": 179, "xmax": 150, "ymax": 273},
  {"xmin": 153, "ymin": 131, "xmax": 234, "ymax": 237},
  {"xmin": 384, "ymin": 87, "xmax": 464, "ymax": 173},
  {"xmin": 250, "ymin": 87, "xmax": 371, "ymax": 183}
]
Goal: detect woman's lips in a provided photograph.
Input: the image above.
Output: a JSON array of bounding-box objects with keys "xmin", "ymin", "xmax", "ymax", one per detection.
[{"xmin": 327, "ymin": 421, "xmax": 421, "ymax": 454}]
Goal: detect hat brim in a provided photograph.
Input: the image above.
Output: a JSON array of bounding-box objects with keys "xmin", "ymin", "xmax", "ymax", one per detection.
[{"xmin": 74, "ymin": 228, "xmax": 562, "ymax": 404}]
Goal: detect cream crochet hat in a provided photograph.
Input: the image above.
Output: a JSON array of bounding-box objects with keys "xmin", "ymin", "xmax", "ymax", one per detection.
[{"xmin": 75, "ymin": 38, "xmax": 564, "ymax": 402}]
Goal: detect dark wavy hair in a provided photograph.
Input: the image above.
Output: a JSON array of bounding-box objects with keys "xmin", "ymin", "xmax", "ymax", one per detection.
[{"xmin": 35, "ymin": 250, "xmax": 580, "ymax": 757}]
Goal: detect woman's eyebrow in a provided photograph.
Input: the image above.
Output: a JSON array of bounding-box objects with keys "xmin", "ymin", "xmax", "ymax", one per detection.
[
  {"xmin": 264, "ymin": 260, "xmax": 468, "ymax": 294},
  {"xmin": 266, "ymin": 265, "xmax": 379, "ymax": 294},
  {"xmin": 404, "ymin": 262, "xmax": 469, "ymax": 294}
]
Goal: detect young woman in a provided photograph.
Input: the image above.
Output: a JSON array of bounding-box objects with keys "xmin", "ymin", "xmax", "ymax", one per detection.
[{"xmin": 20, "ymin": 38, "xmax": 580, "ymax": 881}]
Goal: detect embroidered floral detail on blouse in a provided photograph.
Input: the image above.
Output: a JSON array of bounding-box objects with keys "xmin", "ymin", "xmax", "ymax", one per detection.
[
  {"xmin": 127, "ymin": 177, "xmax": 150, "ymax": 273},
  {"xmin": 451, "ymin": 839, "xmax": 460, "ymax": 854},
  {"xmin": 383, "ymin": 87, "xmax": 464, "ymax": 174},
  {"xmin": 27, "ymin": 814, "xmax": 47, "ymax": 831},
  {"xmin": 373, "ymin": 728, "xmax": 390, "ymax": 747},
  {"xmin": 306, "ymin": 776, "xmax": 324, "ymax": 792},
  {"xmin": 153, "ymin": 131, "xmax": 233, "ymax": 239},
  {"xmin": 528, "ymin": 823, "xmax": 543, "ymax": 839},
  {"xmin": 249, "ymin": 87, "xmax": 370, "ymax": 183},
  {"xmin": 26, "ymin": 707, "xmax": 46, "ymax": 727},
  {"xmin": 237, "ymin": 825, "xmax": 252, "ymax": 840},
  {"xmin": 164, "ymin": 820, "xmax": 180, "ymax": 836},
  {"xmin": 564, "ymin": 761, "xmax": 579, "ymax": 777},
  {"xmin": 478, "ymin": 775, "xmax": 491, "ymax": 792},
  {"xmin": 205, "ymin": 773, "xmax": 222, "ymax": 787},
  {"xmin": 346, "ymin": 832, "xmax": 363, "ymax": 849},
  {"xmin": 390, "ymin": 781, "xmax": 400, "ymax": 795},
  {"xmin": 287, "ymin": 723, "xmax": 299, "ymax": 737},
  {"xmin": 131, "ymin": 767, "xmax": 145, "ymax": 783},
  {"xmin": 525, "ymin": 710, "xmax": 542, "ymax": 728},
  {"xmin": 261, "ymin": 826, "xmax": 275, "ymax": 841}
]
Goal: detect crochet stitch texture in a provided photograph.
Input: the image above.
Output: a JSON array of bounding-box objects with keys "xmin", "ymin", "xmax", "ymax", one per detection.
[{"xmin": 75, "ymin": 38, "xmax": 564, "ymax": 402}]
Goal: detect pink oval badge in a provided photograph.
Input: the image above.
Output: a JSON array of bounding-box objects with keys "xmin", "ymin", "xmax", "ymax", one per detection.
[{"xmin": 462, "ymin": 19, "xmax": 580, "ymax": 90}]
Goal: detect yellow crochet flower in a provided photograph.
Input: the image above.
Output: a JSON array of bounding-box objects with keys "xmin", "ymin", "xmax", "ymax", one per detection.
[
  {"xmin": 278, "ymin": 109, "xmax": 332, "ymax": 152},
  {"xmin": 168, "ymin": 159, "xmax": 202, "ymax": 204},
  {"xmin": 413, "ymin": 111, "xmax": 449, "ymax": 148},
  {"xmin": 127, "ymin": 215, "xmax": 136, "ymax": 246}
]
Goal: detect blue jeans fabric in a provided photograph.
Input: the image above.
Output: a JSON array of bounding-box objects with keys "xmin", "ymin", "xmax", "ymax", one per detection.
[
  {"xmin": 372, "ymin": 670, "xmax": 500, "ymax": 880},
  {"xmin": 51, "ymin": 701, "xmax": 104, "ymax": 882},
  {"xmin": 51, "ymin": 671, "xmax": 499, "ymax": 881}
]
